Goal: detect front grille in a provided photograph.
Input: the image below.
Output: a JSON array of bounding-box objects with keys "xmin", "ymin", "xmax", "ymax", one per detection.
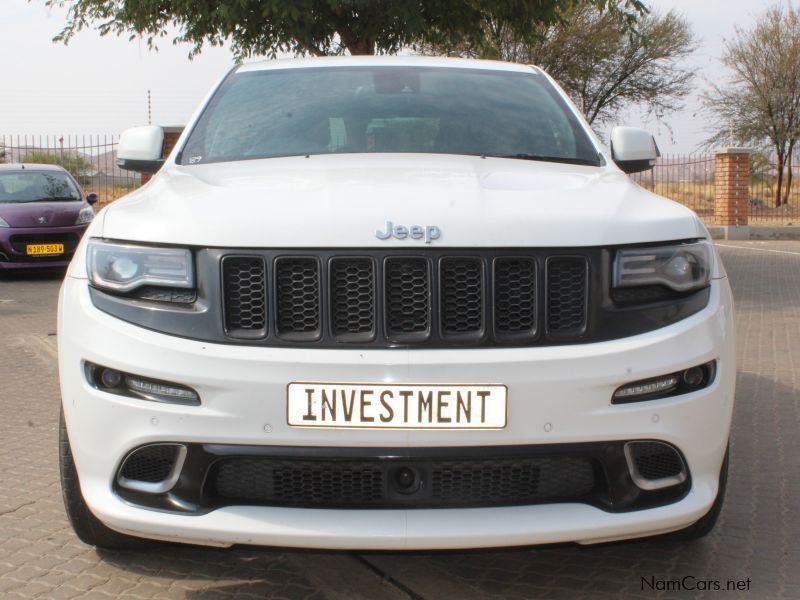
[
  {"xmin": 209, "ymin": 454, "xmax": 597, "ymax": 509},
  {"xmin": 119, "ymin": 445, "xmax": 179, "ymax": 483},
  {"xmin": 218, "ymin": 250, "xmax": 592, "ymax": 347}
]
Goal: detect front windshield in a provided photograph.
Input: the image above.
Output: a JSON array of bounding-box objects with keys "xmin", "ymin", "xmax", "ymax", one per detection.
[
  {"xmin": 180, "ymin": 66, "xmax": 600, "ymax": 166},
  {"xmin": 0, "ymin": 171, "xmax": 81, "ymax": 203}
]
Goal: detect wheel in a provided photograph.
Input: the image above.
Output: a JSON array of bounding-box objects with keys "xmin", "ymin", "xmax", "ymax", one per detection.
[
  {"xmin": 59, "ymin": 408, "xmax": 158, "ymax": 549},
  {"xmin": 665, "ymin": 447, "xmax": 729, "ymax": 541}
]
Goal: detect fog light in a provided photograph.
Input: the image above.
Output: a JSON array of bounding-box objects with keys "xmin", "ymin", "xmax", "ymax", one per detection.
[
  {"xmin": 100, "ymin": 368, "xmax": 123, "ymax": 388},
  {"xmin": 85, "ymin": 361, "xmax": 200, "ymax": 406},
  {"xmin": 612, "ymin": 360, "xmax": 717, "ymax": 404},
  {"xmin": 682, "ymin": 366, "xmax": 704, "ymax": 387},
  {"xmin": 125, "ymin": 376, "xmax": 199, "ymax": 404},
  {"xmin": 613, "ymin": 375, "xmax": 679, "ymax": 401}
]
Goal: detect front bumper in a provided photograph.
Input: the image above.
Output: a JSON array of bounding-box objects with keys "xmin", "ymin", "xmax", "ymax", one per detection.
[
  {"xmin": 0, "ymin": 224, "xmax": 87, "ymax": 270},
  {"xmin": 58, "ymin": 276, "xmax": 735, "ymax": 549}
]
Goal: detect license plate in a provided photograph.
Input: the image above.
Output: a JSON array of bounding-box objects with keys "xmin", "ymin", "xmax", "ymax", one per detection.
[
  {"xmin": 26, "ymin": 243, "xmax": 64, "ymax": 256},
  {"xmin": 287, "ymin": 383, "xmax": 507, "ymax": 429}
]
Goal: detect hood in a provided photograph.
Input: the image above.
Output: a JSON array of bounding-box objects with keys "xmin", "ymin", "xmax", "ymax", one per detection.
[
  {"xmin": 102, "ymin": 154, "xmax": 704, "ymax": 248},
  {"xmin": 0, "ymin": 200, "xmax": 84, "ymax": 227}
]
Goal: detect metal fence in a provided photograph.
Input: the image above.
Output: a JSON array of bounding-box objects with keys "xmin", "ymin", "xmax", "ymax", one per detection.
[
  {"xmin": 632, "ymin": 153, "xmax": 800, "ymax": 226},
  {"xmin": 2, "ymin": 137, "xmax": 799, "ymax": 226},
  {"xmin": 0, "ymin": 134, "xmax": 141, "ymax": 209},
  {"xmin": 631, "ymin": 154, "xmax": 716, "ymax": 222}
]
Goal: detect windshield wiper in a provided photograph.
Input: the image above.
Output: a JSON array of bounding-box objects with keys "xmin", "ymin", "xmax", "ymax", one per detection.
[{"xmin": 483, "ymin": 153, "xmax": 601, "ymax": 166}]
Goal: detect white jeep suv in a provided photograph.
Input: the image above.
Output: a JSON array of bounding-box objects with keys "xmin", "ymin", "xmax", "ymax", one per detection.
[{"xmin": 58, "ymin": 57, "xmax": 734, "ymax": 550}]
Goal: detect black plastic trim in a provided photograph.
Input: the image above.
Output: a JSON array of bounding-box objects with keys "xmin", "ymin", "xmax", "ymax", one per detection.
[
  {"xmin": 88, "ymin": 244, "xmax": 712, "ymax": 350},
  {"xmin": 113, "ymin": 440, "xmax": 691, "ymax": 515}
]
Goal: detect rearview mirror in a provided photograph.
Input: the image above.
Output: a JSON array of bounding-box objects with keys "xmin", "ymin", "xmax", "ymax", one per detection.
[
  {"xmin": 85, "ymin": 192, "xmax": 98, "ymax": 205},
  {"xmin": 117, "ymin": 125, "xmax": 165, "ymax": 174},
  {"xmin": 610, "ymin": 127, "xmax": 660, "ymax": 174}
]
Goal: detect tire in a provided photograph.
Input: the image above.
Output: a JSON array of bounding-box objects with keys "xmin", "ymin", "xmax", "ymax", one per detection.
[
  {"xmin": 59, "ymin": 408, "xmax": 158, "ymax": 550},
  {"xmin": 664, "ymin": 447, "xmax": 729, "ymax": 541}
]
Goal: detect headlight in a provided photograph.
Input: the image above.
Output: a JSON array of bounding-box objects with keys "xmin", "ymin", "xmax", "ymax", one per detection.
[
  {"xmin": 75, "ymin": 206, "xmax": 95, "ymax": 225},
  {"xmin": 87, "ymin": 239, "xmax": 194, "ymax": 293},
  {"xmin": 0, "ymin": 216, "xmax": 9, "ymax": 228},
  {"xmin": 613, "ymin": 240, "xmax": 712, "ymax": 293}
]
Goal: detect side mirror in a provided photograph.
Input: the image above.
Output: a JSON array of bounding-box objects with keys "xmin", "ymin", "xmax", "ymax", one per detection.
[
  {"xmin": 117, "ymin": 125, "xmax": 165, "ymax": 174},
  {"xmin": 610, "ymin": 126, "xmax": 660, "ymax": 174},
  {"xmin": 85, "ymin": 192, "xmax": 98, "ymax": 205}
]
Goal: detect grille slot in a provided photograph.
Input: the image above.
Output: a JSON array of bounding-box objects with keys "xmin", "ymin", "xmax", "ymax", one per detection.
[
  {"xmin": 330, "ymin": 258, "xmax": 375, "ymax": 340},
  {"xmin": 493, "ymin": 258, "xmax": 537, "ymax": 340},
  {"xmin": 119, "ymin": 445, "xmax": 179, "ymax": 484},
  {"xmin": 384, "ymin": 257, "xmax": 431, "ymax": 341},
  {"xmin": 440, "ymin": 257, "xmax": 484, "ymax": 338},
  {"xmin": 275, "ymin": 257, "xmax": 321, "ymax": 340},
  {"xmin": 209, "ymin": 454, "xmax": 598, "ymax": 509},
  {"xmin": 546, "ymin": 257, "xmax": 589, "ymax": 336},
  {"xmin": 222, "ymin": 256, "xmax": 267, "ymax": 338}
]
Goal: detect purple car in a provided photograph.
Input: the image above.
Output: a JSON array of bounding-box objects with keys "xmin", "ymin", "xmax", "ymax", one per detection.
[{"xmin": 0, "ymin": 163, "xmax": 96, "ymax": 271}]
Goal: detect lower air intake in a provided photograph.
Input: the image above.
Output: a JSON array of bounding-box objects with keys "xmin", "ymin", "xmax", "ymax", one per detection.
[
  {"xmin": 625, "ymin": 441, "xmax": 687, "ymax": 490},
  {"xmin": 209, "ymin": 454, "xmax": 597, "ymax": 509},
  {"xmin": 117, "ymin": 444, "xmax": 185, "ymax": 493}
]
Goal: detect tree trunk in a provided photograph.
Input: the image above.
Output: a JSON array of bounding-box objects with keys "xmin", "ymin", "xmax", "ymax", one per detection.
[
  {"xmin": 784, "ymin": 146, "xmax": 794, "ymax": 205},
  {"xmin": 775, "ymin": 153, "xmax": 785, "ymax": 208},
  {"xmin": 346, "ymin": 36, "xmax": 375, "ymax": 55}
]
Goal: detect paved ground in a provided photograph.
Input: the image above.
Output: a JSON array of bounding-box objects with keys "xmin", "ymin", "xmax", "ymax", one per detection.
[{"xmin": 0, "ymin": 240, "xmax": 798, "ymax": 599}]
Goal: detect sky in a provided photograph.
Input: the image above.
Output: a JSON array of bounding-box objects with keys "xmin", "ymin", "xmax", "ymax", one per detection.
[{"xmin": 0, "ymin": 0, "xmax": 789, "ymax": 154}]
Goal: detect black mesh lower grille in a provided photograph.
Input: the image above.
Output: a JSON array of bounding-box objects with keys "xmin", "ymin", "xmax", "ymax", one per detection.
[
  {"xmin": 385, "ymin": 257, "xmax": 431, "ymax": 340},
  {"xmin": 209, "ymin": 454, "xmax": 598, "ymax": 509},
  {"xmin": 547, "ymin": 257, "xmax": 588, "ymax": 335},
  {"xmin": 330, "ymin": 258, "xmax": 375, "ymax": 339},
  {"xmin": 275, "ymin": 257, "xmax": 320, "ymax": 339},
  {"xmin": 222, "ymin": 256, "xmax": 267, "ymax": 336},
  {"xmin": 120, "ymin": 445, "xmax": 178, "ymax": 483},
  {"xmin": 440, "ymin": 257, "xmax": 483, "ymax": 337},
  {"xmin": 214, "ymin": 459, "xmax": 385, "ymax": 505},
  {"xmin": 630, "ymin": 442, "xmax": 685, "ymax": 480}
]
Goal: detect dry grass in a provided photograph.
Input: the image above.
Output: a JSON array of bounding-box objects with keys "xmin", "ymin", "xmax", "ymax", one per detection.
[{"xmin": 93, "ymin": 186, "xmax": 137, "ymax": 211}]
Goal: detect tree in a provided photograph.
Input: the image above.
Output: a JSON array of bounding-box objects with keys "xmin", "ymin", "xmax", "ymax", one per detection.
[
  {"xmin": 420, "ymin": 3, "xmax": 696, "ymax": 128},
  {"xmin": 703, "ymin": 4, "xmax": 800, "ymax": 207},
  {"xmin": 20, "ymin": 151, "xmax": 93, "ymax": 184},
  {"xmin": 46, "ymin": 0, "xmax": 646, "ymax": 59}
]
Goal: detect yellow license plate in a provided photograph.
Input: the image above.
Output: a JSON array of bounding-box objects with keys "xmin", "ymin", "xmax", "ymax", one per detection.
[{"xmin": 26, "ymin": 243, "xmax": 64, "ymax": 256}]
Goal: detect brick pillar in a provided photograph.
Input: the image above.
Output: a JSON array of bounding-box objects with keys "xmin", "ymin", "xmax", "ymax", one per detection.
[
  {"xmin": 714, "ymin": 148, "xmax": 750, "ymax": 227},
  {"xmin": 141, "ymin": 126, "xmax": 184, "ymax": 184}
]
